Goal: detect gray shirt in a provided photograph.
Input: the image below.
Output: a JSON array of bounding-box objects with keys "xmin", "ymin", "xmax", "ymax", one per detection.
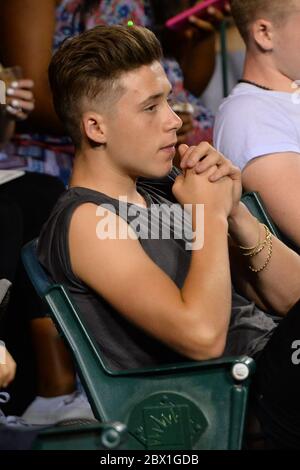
[{"xmin": 38, "ymin": 169, "xmax": 276, "ymax": 370}]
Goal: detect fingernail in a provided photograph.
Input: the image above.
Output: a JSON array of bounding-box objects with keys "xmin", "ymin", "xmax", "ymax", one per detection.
[
  {"xmin": 208, "ymin": 6, "xmax": 216, "ymax": 14},
  {"xmin": 11, "ymin": 99, "xmax": 20, "ymax": 107},
  {"xmin": 6, "ymin": 105, "xmax": 18, "ymax": 114},
  {"xmin": 6, "ymin": 88, "xmax": 14, "ymax": 95},
  {"xmin": 10, "ymin": 81, "xmax": 19, "ymax": 88}
]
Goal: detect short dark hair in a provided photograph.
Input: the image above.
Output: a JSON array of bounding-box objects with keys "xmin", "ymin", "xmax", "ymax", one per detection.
[
  {"xmin": 230, "ymin": 0, "xmax": 296, "ymax": 43},
  {"xmin": 48, "ymin": 25, "xmax": 163, "ymax": 147}
]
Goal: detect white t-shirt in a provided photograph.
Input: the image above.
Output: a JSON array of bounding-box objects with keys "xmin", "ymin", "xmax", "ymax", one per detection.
[
  {"xmin": 213, "ymin": 83, "xmax": 300, "ymax": 170},
  {"xmin": 201, "ymin": 50, "xmax": 245, "ymax": 115}
]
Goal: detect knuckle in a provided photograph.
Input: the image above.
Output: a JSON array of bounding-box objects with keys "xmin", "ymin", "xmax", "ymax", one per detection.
[{"xmin": 198, "ymin": 141, "xmax": 210, "ymax": 151}]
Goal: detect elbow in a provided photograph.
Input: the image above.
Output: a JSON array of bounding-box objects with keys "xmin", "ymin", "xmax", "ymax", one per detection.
[
  {"xmin": 188, "ymin": 339, "xmax": 227, "ymax": 361},
  {"xmin": 177, "ymin": 328, "xmax": 227, "ymax": 361}
]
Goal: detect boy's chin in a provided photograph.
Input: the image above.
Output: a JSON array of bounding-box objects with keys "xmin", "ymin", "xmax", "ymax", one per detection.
[{"xmin": 144, "ymin": 163, "xmax": 174, "ymax": 179}]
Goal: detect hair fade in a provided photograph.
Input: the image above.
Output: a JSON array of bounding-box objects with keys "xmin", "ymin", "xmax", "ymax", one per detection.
[
  {"xmin": 48, "ymin": 25, "xmax": 163, "ymax": 147},
  {"xmin": 230, "ymin": 0, "xmax": 296, "ymax": 43}
]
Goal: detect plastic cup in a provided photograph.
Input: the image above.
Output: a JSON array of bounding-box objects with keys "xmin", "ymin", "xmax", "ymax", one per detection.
[{"xmin": 0, "ymin": 65, "xmax": 22, "ymax": 87}]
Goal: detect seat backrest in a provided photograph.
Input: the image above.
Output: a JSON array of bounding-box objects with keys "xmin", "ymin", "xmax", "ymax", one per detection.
[{"xmin": 22, "ymin": 232, "xmax": 257, "ymax": 449}]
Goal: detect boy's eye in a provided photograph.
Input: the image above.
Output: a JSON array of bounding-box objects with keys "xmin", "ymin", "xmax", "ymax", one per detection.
[{"xmin": 145, "ymin": 104, "xmax": 157, "ymax": 112}]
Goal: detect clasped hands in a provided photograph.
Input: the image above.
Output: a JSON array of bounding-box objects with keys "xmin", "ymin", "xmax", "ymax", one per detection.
[{"xmin": 173, "ymin": 142, "xmax": 242, "ymax": 220}]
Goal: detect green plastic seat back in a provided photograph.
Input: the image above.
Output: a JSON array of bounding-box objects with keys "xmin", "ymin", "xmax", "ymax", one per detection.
[{"xmin": 22, "ymin": 229, "xmax": 257, "ymax": 450}]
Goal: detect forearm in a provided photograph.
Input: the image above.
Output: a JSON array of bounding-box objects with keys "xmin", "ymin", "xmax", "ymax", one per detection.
[
  {"xmin": 228, "ymin": 202, "xmax": 263, "ymax": 248},
  {"xmin": 229, "ymin": 202, "xmax": 300, "ymax": 314},
  {"xmin": 179, "ymin": 33, "xmax": 216, "ymax": 96},
  {"xmin": 0, "ymin": 0, "xmax": 65, "ymax": 135},
  {"xmin": 181, "ymin": 212, "xmax": 232, "ymax": 346}
]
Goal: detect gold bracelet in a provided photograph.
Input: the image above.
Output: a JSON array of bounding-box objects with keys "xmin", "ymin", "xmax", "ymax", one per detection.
[
  {"xmin": 242, "ymin": 225, "xmax": 272, "ymax": 257},
  {"xmin": 238, "ymin": 218, "xmax": 261, "ymax": 251},
  {"xmin": 242, "ymin": 238, "xmax": 267, "ymax": 257},
  {"xmin": 249, "ymin": 228, "xmax": 273, "ymax": 273}
]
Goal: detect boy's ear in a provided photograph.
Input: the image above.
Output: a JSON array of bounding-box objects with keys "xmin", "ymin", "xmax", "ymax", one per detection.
[
  {"xmin": 82, "ymin": 111, "xmax": 107, "ymax": 145},
  {"xmin": 251, "ymin": 18, "xmax": 274, "ymax": 51}
]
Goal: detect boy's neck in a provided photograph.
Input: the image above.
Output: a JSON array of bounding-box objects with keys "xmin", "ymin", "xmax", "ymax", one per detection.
[
  {"xmin": 69, "ymin": 149, "xmax": 147, "ymax": 208},
  {"xmin": 243, "ymin": 52, "xmax": 295, "ymax": 93}
]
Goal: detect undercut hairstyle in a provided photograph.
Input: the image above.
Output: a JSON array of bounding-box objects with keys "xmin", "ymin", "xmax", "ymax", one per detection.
[
  {"xmin": 230, "ymin": 0, "xmax": 297, "ymax": 43},
  {"xmin": 48, "ymin": 25, "xmax": 163, "ymax": 147}
]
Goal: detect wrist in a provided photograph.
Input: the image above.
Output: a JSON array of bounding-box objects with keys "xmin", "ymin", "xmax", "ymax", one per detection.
[
  {"xmin": 205, "ymin": 212, "xmax": 229, "ymax": 232},
  {"xmin": 228, "ymin": 202, "xmax": 246, "ymax": 229},
  {"xmin": 191, "ymin": 206, "xmax": 228, "ymax": 233},
  {"xmin": 228, "ymin": 202, "xmax": 259, "ymax": 245}
]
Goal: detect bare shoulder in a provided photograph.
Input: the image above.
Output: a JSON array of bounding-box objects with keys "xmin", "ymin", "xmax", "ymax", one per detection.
[
  {"xmin": 69, "ymin": 201, "xmax": 138, "ymax": 252},
  {"xmin": 67, "ymin": 201, "xmax": 188, "ymax": 352},
  {"xmin": 68, "ymin": 201, "xmax": 148, "ymax": 288}
]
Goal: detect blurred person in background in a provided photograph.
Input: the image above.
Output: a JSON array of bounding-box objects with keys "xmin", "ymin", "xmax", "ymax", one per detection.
[
  {"xmin": 214, "ymin": 0, "xmax": 300, "ymax": 251},
  {"xmin": 0, "ymin": 0, "xmax": 230, "ymax": 179}
]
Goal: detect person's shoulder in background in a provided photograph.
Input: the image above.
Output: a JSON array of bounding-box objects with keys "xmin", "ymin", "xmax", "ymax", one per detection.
[{"xmin": 213, "ymin": 84, "xmax": 297, "ymax": 170}]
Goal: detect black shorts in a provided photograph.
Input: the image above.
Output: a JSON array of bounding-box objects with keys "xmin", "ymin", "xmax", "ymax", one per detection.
[{"xmin": 251, "ymin": 299, "xmax": 300, "ymax": 449}]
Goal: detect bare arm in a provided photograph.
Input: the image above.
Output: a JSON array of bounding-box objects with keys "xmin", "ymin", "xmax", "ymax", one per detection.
[
  {"xmin": 177, "ymin": 5, "xmax": 231, "ymax": 96},
  {"xmin": 229, "ymin": 202, "xmax": 300, "ymax": 315},
  {"xmin": 179, "ymin": 32, "xmax": 216, "ymax": 96},
  {"xmin": 242, "ymin": 153, "xmax": 300, "ymax": 249},
  {"xmin": 0, "ymin": 0, "xmax": 64, "ymax": 134},
  {"xmin": 69, "ymin": 170, "xmax": 234, "ymax": 361},
  {"xmin": 179, "ymin": 144, "xmax": 300, "ymax": 315}
]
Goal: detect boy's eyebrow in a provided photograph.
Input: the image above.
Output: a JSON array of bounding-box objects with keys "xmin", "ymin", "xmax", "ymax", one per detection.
[{"xmin": 139, "ymin": 87, "xmax": 173, "ymax": 106}]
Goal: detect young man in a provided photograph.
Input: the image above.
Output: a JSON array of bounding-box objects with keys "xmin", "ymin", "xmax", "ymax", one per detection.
[
  {"xmin": 214, "ymin": 0, "xmax": 300, "ymax": 249},
  {"xmin": 39, "ymin": 24, "xmax": 300, "ymax": 448}
]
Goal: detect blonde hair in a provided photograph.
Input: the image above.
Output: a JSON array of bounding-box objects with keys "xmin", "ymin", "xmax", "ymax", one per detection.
[{"xmin": 230, "ymin": 0, "xmax": 296, "ymax": 43}]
